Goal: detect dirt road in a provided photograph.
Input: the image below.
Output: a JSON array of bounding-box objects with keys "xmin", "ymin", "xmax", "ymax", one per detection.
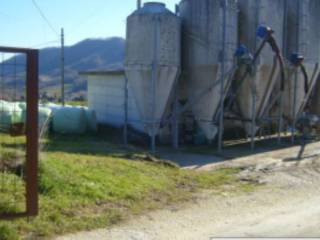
[{"xmin": 57, "ymin": 143, "xmax": 320, "ymax": 239}]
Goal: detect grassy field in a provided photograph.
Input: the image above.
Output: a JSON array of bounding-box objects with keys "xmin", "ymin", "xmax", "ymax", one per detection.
[{"xmin": 0, "ymin": 134, "xmax": 256, "ymax": 239}]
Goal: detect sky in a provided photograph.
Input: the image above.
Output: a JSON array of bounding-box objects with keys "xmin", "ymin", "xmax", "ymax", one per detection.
[{"xmin": 1, "ymin": 0, "xmax": 179, "ymax": 49}]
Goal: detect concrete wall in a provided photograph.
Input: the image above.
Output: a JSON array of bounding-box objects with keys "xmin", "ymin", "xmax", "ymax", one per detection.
[{"xmin": 87, "ymin": 73, "xmax": 144, "ymax": 132}]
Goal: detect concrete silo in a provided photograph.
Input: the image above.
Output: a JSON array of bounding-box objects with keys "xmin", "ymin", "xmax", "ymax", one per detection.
[
  {"xmin": 125, "ymin": 2, "xmax": 181, "ymax": 150},
  {"xmin": 284, "ymin": 0, "xmax": 320, "ymax": 122},
  {"xmin": 179, "ymin": 0, "xmax": 238, "ymax": 142},
  {"xmin": 236, "ymin": 0, "xmax": 285, "ymax": 136}
]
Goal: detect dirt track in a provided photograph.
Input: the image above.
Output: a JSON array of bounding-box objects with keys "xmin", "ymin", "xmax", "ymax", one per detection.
[{"xmin": 56, "ymin": 142, "xmax": 320, "ymax": 239}]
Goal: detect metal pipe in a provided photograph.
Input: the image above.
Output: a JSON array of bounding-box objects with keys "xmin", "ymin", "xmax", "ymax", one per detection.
[
  {"xmin": 175, "ymin": 4, "xmax": 179, "ymax": 15},
  {"xmin": 291, "ymin": 1, "xmax": 302, "ymax": 144},
  {"xmin": 162, "ymin": 65, "xmax": 236, "ymax": 128},
  {"xmin": 26, "ymin": 49, "xmax": 39, "ymax": 217},
  {"xmin": 298, "ymin": 63, "xmax": 319, "ymax": 115},
  {"xmin": 292, "ymin": 68, "xmax": 298, "ymax": 144},
  {"xmin": 292, "ymin": 0, "xmax": 301, "ymax": 144},
  {"xmin": 137, "ymin": 0, "xmax": 141, "ymax": 10},
  {"xmin": 282, "ymin": 0, "xmax": 288, "ymax": 58},
  {"xmin": 172, "ymin": 69, "xmax": 181, "ymax": 149},
  {"xmin": 150, "ymin": 16, "xmax": 160, "ymax": 153},
  {"xmin": 60, "ymin": 28, "xmax": 65, "ymax": 106},
  {"xmin": 274, "ymin": 0, "xmax": 287, "ymax": 144},
  {"xmin": 123, "ymin": 76, "xmax": 129, "ymax": 146},
  {"xmin": 218, "ymin": 0, "xmax": 227, "ymax": 153},
  {"xmin": 251, "ymin": 74, "xmax": 257, "ymax": 150},
  {"xmin": 225, "ymin": 38, "xmax": 268, "ymax": 113},
  {"xmin": 277, "ymin": 91, "xmax": 284, "ymax": 145}
]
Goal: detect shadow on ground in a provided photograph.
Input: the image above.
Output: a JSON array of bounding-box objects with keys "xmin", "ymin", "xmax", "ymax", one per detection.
[{"xmin": 158, "ymin": 136, "xmax": 320, "ymax": 169}]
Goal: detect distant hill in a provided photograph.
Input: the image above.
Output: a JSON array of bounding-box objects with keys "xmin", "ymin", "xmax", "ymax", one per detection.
[{"xmin": 3, "ymin": 37, "xmax": 125, "ymax": 100}]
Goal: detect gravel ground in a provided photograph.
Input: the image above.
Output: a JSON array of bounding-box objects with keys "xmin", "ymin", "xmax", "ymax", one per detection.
[{"xmin": 56, "ymin": 142, "xmax": 320, "ymax": 240}]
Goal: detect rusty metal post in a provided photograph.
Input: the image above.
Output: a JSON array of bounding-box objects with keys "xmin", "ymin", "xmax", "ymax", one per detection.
[
  {"xmin": 0, "ymin": 47, "xmax": 39, "ymax": 219},
  {"xmin": 26, "ymin": 49, "xmax": 39, "ymax": 217}
]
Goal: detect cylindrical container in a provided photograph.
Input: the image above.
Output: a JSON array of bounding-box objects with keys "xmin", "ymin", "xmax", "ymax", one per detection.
[
  {"xmin": 284, "ymin": 0, "xmax": 320, "ymax": 120},
  {"xmin": 125, "ymin": 2, "xmax": 181, "ymax": 137},
  {"xmin": 52, "ymin": 106, "xmax": 87, "ymax": 134},
  {"xmin": 179, "ymin": 0, "xmax": 238, "ymax": 140},
  {"xmin": 236, "ymin": 0, "xmax": 285, "ymax": 135}
]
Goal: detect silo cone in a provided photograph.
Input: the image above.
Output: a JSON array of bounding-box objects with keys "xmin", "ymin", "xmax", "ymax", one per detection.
[
  {"xmin": 125, "ymin": 2, "xmax": 181, "ymax": 138},
  {"xmin": 179, "ymin": 0, "xmax": 238, "ymax": 141},
  {"xmin": 237, "ymin": 0, "xmax": 285, "ymax": 136},
  {"xmin": 284, "ymin": 0, "xmax": 320, "ymax": 121}
]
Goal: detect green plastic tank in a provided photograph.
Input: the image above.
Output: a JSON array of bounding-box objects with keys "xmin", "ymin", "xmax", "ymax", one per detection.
[
  {"xmin": 83, "ymin": 108, "xmax": 98, "ymax": 133},
  {"xmin": 52, "ymin": 106, "xmax": 87, "ymax": 134},
  {"xmin": 0, "ymin": 101, "xmax": 23, "ymax": 131}
]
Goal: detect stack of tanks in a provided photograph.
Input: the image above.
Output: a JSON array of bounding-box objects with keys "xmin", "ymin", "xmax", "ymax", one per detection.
[{"xmin": 124, "ymin": 0, "xmax": 320, "ymax": 148}]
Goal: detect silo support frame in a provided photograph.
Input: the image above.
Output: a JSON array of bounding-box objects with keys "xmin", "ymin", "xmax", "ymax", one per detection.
[
  {"xmin": 297, "ymin": 63, "xmax": 319, "ymax": 115},
  {"xmin": 218, "ymin": 0, "xmax": 228, "ymax": 153},
  {"xmin": 164, "ymin": 66, "xmax": 237, "ymax": 126},
  {"xmin": 250, "ymin": 75, "xmax": 257, "ymax": 150},
  {"xmin": 171, "ymin": 70, "xmax": 181, "ymax": 149},
  {"xmin": 149, "ymin": 17, "xmax": 160, "ymax": 153},
  {"xmin": 291, "ymin": 63, "xmax": 320, "ymax": 143},
  {"xmin": 123, "ymin": 76, "xmax": 129, "ymax": 147}
]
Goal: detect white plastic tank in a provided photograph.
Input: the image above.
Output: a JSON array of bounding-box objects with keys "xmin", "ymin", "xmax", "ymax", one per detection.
[
  {"xmin": 284, "ymin": 0, "xmax": 320, "ymax": 120},
  {"xmin": 179, "ymin": 0, "xmax": 238, "ymax": 140},
  {"xmin": 125, "ymin": 2, "xmax": 181, "ymax": 138},
  {"xmin": 236, "ymin": 0, "xmax": 285, "ymax": 135}
]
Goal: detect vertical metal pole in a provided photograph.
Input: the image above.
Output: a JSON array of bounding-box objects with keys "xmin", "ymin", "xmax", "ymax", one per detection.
[
  {"xmin": 150, "ymin": 17, "xmax": 160, "ymax": 153},
  {"xmin": 60, "ymin": 28, "xmax": 65, "ymax": 106},
  {"xmin": 218, "ymin": 0, "xmax": 227, "ymax": 153},
  {"xmin": 175, "ymin": 4, "xmax": 179, "ymax": 15},
  {"xmin": 137, "ymin": 0, "xmax": 141, "ymax": 10},
  {"xmin": 282, "ymin": 0, "xmax": 288, "ymax": 58},
  {"xmin": 292, "ymin": 69, "xmax": 298, "ymax": 144},
  {"xmin": 250, "ymin": 0, "xmax": 261, "ymax": 151},
  {"xmin": 251, "ymin": 79, "xmax": 257, "ymax": 150},
  {"xmin": 124, "ymin": 76, "xmax": 128, "ymax": 146},
  {"xmin": 172, "ymin": 13, "xmax": 181, "ymax": 149},
  {"xmin": 151, "ymin": 69, "xmax": 156, "ymax": 152},
  {"xmin": 26, "ymin": 50, "xmax": 39, "ymax": 217},
  {"xmin": 279, "ymin": 0, "xmax": 288, "ymax": 145},
  {"xmin": 277, "ymin": 92, "xmax": 284, "ymax": 145},
  {"xmin": 172, "ymin": 73, "xmax": 180, "ymax": 149},
  {"xmin": 292, "ymin": 1, "xmax": 300, "ymax": 144}
]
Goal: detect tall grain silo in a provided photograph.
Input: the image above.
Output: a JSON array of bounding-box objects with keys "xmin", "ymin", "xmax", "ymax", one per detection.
[
  {"xmin": 284, "ymin": 0, "xmax": 320, "ymax": 121},
  {"xmin": 179, "ymin": 0, "xmax": 238, "ymax": 141},
  {"xmin": 236, "ymin": 0, "xmax": 285, "ymax": 136},
  {"xmin": 125, "ymin": 2, "xmax": 181, "ymax": 150}
]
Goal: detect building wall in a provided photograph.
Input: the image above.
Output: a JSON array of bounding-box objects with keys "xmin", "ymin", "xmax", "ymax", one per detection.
[{"xmin": 87, "ymin": 74, "xmax": 144, "ymax": 132}]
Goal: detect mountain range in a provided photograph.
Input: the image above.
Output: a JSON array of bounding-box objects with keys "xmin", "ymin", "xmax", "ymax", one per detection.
[{"xmin": 3, "ymin": 37, "xmax": 125, "ymax": 100}]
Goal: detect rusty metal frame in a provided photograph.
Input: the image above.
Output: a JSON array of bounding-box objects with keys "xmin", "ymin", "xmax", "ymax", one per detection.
[{"xmin": 0, "ymin": 46, "xmax": 39, "ymax": 219}]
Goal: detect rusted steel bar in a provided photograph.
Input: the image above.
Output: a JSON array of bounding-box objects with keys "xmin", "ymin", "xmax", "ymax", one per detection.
[
  {"xmin": 26, "ymin": 49, "xmax": 39, "ymax": 217},
  {"xmin": 0, "ymin": 47, "xmax": 39, "ymax": 219}
]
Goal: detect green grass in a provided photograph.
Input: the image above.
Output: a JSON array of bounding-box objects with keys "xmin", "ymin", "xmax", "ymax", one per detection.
[{"xmin": 0, "ymin": 134, "xmax": 256, "ymax": 239}]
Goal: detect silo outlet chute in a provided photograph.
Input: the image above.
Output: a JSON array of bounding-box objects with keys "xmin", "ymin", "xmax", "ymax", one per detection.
[
  {"xmin": 125, "ymin": 2, "xmax": 181, "ymax": 142},
  {"xmin": 283, "ymin": 0, "xmax": 320, "ymax": 121},
  {"xmin": 236, "ymin": 0, "xmax": 285, "ymax": 136},
  {"xmin": 179, "ymin": 0, "xmax": 238, "ymax": 141}
]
